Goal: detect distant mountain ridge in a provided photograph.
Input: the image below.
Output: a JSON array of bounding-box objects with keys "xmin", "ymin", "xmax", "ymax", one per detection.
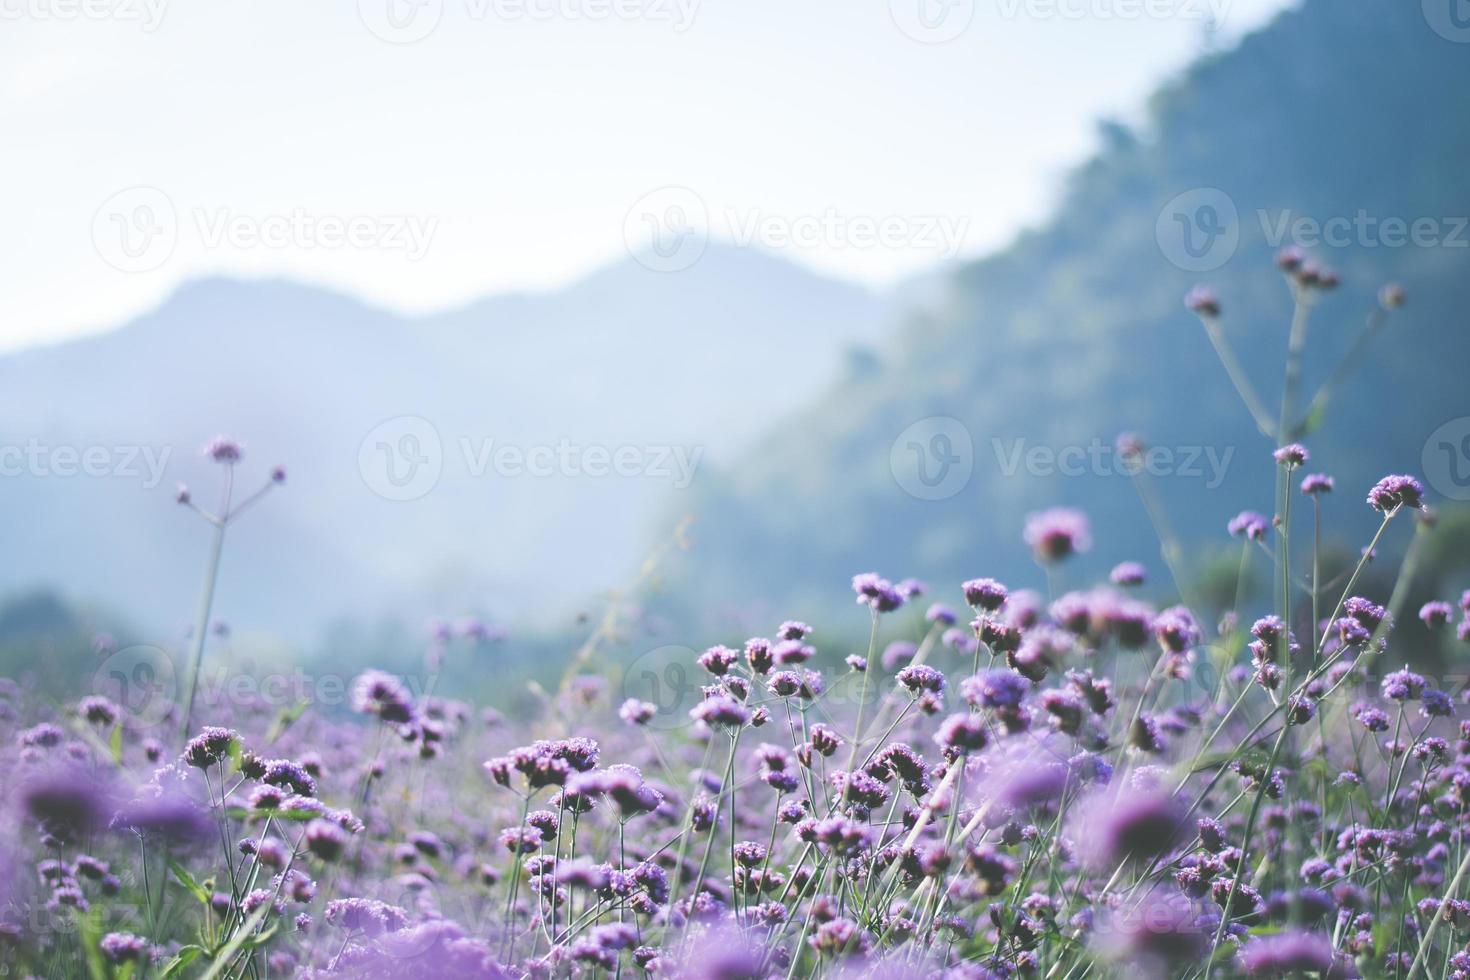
[
  {"xmin": 656, "ymin": 0, "xmax": 1470, "ymax": 632},
  {"xmin": 0, "ymin": 245, "xmax": 896, "ymax": 642}
]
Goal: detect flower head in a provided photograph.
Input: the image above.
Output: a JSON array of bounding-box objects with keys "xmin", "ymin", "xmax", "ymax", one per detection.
[
  {"xmin": 1023, "ymin": 508, "xmax": 1092, "ymax": 563},
  {"xmin": 1367, "ymin": 474, "xmax": 1425, "ymax": 513}
]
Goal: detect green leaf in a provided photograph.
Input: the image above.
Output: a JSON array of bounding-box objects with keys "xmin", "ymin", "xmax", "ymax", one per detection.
[
  {"xmin": 161, "ymin": 946, "xmax": 207, "ymax": 978},
  {"xmin": 72, "ymin": 907, "xmax": 108, "ymax": 980},
  {"xmin": 109, "ymin": 723, "xmax": 124, "ymax": 765},
  {"xmin": 198, "ymin": 903, "xmax": 272, "ymax": 980},
  {"xmin": 243, "ymin": 924, "xmax": 278, "ymax": 949},
  {"xmin": 169, "ymin": 859, "xmax": 211, "ymax": 905}
]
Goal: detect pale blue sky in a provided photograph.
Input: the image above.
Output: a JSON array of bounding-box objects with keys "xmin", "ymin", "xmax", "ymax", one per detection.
[{"xmin": 2, "ymin": 0, "xmax": 1294, "ymax": 350}]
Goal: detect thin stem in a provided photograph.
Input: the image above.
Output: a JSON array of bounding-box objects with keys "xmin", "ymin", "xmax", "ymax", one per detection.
[{"xmin": 179, "ymin": 467, "xmax": 234, "ymax": 740}]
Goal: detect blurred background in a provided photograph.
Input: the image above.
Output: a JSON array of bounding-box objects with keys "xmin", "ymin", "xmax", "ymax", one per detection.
[{"xmin": 3, "ymin": 0, "xmax": 1469, "ymax": 711}]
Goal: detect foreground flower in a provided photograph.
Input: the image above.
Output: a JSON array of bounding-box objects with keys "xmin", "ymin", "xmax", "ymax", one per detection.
[{"xmin": 1367, "ymin": 474, "xmax": 1424, "ymax": 512}]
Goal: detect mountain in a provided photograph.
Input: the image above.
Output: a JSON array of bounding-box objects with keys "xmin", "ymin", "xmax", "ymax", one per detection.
[
  {"xmin": 0, "ymin": 245, "xmax": 895, "ymax": 642},
  {"xmin": 656, "ymin": 0, "xmax": 1470, "ymax": 634}
]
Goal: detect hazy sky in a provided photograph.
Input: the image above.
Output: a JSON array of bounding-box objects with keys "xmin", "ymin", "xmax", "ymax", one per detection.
[{"xmin": 3, "ymin": 0, "xmax": 1295, "ymax": 351}]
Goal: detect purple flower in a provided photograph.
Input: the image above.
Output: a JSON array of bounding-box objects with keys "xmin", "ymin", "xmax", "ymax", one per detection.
[
  {"xmin": 77, "ymin": 696, "xmax": 119, "ymax": 726},
  {"xmin": 926, "ymin": 603, "xmax": 957, "ymax": 625},
  {"xmin": 962, "ymin": 577, "xmax": 1009, "ymax": 611},
  {"xmin": 1344, "ymin": 596, "xmax": 1387, "ymax": 631},
  {"xmin": 934, "ymin": 713, "xmax": 988, "ymax": 753},
  {"xmin": 690, "ymin": 693, "xmax": 750, "ymax": 729},
  {"xmin": 183, "ymin": 726, "xmax": 239, "ymax": 769},
  {"xmin": 1301, "ymin": 473, "xmax": 1334, "ymax": 495},
  {"xmin": 350, "ymin": 669, "xmax": 416, "ymax": 726},
  {"xmin": 1094, "ymin": 888, "xmax": 1206, "ymax": 971},
  {"xmin": 697, "ymin": 645, "xmax": 737, "ymax": 676},
  {"xmin": 1153, "ymin": 605, "xmax": 1201, "ymax": 653},
  {"xmin": 1273, "ymin": 443, "xmax": 1309, "ymax": 467},
  {"xmin": 777, "ymin": 620, "xmax": 812, "ymax": 640},
  {"xmin": 324, "ymin": 898, "xmax": 407, "ymax": 937},
  {"xmin": 618, "ymin": 698, "xmax": 656, "ymax": 725},
  {"xmin": 744, "ymin": 637, "xmax": 773, "ymax": 674},
  {"xmin": 20, "ymin": 771, "xmax": 107, "ymax": 842},
  {"xmin": 1239, "ymin": 931, "xmax": 1339, "ymax": 976},
  {"xmin": 1420, "ymin": 601, "xmax": 1453, "ymax": 629},
  {"xmin": 896, "ymin": 664, "xmax": 944, "ymax": 694},
  {"xmin": 1109, "ymin": 562, "xmax": 1147, "ymax": 587},
  {"xmin": 1367, "ymin": 474, "xmax": 1425, "ymax": 513},
  {"xmin": 1079, "ymin": 792, "xmax": 1185, "ymax": 869},
  {"xmin": 204, "ymin": 436, "xmax": 243, "ymax": 463},
  {"xmin": 1184, "ymin": 285, "xmax": 1220, "ymax": 317},
  {"xmin": 114, "ymin": 792, "xmax": 211, "ymax": 845},
  {"xmin": 1382, "ymin": 669, "xmax": 1426, "ymax": 702},
  {"xmin": 962, "ymin": 669, "xmax": 1029, "ymax": 710},
  {"xmin": 1421, "ymin": 688, "xmax": 1454, "ymax": 718},
  {"xmin": 851, "ymin": 573, "xmax": 905, "ymax": 613},
  {"xmin": 1227, "ymin": 510, "xmax": 1268, "ymax": 541},
  {"xmin": 262, "ymin": 759, "xmax": 317, "ymax": 797},
  {"xmin": 99, "ymin": 932, "xmax": 149, "ymax": 964},
  {"xmin": 1023, "ymin": 508, "xmax": 1092, "ymax": 563}
]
